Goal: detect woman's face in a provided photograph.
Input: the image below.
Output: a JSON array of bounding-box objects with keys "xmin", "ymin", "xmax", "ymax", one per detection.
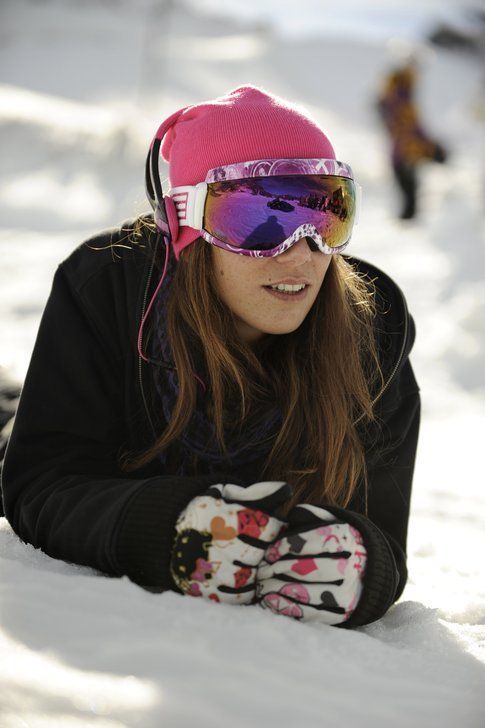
[{"xmin": 212, "ymin": 238, "xmax": 332, "ymax": 344}]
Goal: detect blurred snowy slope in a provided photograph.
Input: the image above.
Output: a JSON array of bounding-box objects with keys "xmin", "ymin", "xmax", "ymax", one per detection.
[{"xmin": 190, "ymin": 0, "xmax": 484, "ymax": 42}]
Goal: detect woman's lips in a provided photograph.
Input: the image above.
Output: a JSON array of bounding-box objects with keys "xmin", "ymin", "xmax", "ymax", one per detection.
[{"xmin": 263, "ymin": 284, "xmax": 310, "ymax": 302}]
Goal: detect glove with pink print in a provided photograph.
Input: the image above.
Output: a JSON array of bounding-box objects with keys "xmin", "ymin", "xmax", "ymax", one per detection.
[
  {"xmin": 170, "ymin": 480, "xmax": 292, "ymax": 605},
  {"xmin": 255, "ymin": 504, "xmax": 367, "ymax": 625}
]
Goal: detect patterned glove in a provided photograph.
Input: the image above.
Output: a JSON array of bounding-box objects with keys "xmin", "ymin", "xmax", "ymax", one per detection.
[
  {"xmin": 170, "ymin": 481, "xmax": 292, "ymax": 605},
  {"xmin": 255, "ymin": 503, "xmax": 367, "ymax": 625}
]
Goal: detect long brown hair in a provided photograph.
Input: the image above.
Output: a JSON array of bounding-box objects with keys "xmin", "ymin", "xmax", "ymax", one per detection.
[{"xmin": 125, "ymin": 222, "xmax": 381, "ymax": 514}]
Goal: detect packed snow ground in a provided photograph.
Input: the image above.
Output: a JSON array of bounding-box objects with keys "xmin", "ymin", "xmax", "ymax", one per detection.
[{"xmin": 1, "ymin": 1, "xmax": 484, "ymax": 726}]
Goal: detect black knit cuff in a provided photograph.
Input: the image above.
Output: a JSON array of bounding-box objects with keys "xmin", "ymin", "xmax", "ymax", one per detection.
[
  {"xmin": 323, "ymin": 505, "xmax": 401, "ymax": 628},
  {"xmin": 114, "ymin": 474, "xmax": 221, "ymax": 591}
]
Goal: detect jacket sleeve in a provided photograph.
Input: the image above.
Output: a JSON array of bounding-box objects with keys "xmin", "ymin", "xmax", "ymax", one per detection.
[
  {"xmin": 332, "ymin": 356, "xmax": 421, "ymax": 627},
  {"xmin": 0, "ymin": 264, "xmax": 219, "ymax": 591}
]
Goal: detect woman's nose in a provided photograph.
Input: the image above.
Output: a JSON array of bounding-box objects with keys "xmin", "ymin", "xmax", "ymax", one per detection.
[{"xmin": 275, "ymin": 237, "xmax": 312, "ymax": 265}]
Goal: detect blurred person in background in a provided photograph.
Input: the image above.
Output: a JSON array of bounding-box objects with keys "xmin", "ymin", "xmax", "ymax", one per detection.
[
  {"xmin": 1, "ymin": 85, "xmax": 420, "ymax": 628},
  {"xmin": 377, "ymin": 55, "xmax": 447, "ymax": 219}
]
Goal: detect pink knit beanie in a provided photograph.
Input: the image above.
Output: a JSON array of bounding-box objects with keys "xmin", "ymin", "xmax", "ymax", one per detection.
[{"xmin": 154, "ymin": 84, "xmax": 336, "ymax": 258}]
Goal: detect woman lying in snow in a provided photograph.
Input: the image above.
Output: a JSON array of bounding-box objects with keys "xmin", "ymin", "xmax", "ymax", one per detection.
[{"xmin": 1, "ymin": 85, "xmax": 420, "ymax": 627}]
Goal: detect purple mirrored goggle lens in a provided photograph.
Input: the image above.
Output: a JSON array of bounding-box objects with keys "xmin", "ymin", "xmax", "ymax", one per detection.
[{"xmin": 203, "ymin": 175, "xmax": 356, "ymax": 255}]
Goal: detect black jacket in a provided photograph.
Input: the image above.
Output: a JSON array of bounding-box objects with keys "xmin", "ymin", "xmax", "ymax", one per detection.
[{"xmin": 1, "ymin": 219, "xmax": 420, "ymax": 627}]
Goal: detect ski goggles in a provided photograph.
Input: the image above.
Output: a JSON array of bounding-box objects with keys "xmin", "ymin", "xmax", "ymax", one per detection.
[{"xmin": 168, "ymin": 158, "xmax": 361, "ymax": 257}]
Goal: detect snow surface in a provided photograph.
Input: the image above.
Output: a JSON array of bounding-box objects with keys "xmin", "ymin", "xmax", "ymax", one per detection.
[{"xmin": 1, "ymin": 0, "xmax": 484, "ymax": 726}]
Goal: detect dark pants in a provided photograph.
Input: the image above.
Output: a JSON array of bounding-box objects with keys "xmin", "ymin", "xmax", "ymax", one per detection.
[{"xmin": 392, "ymin": 161, "xmax": 417, "ymax": 219}]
